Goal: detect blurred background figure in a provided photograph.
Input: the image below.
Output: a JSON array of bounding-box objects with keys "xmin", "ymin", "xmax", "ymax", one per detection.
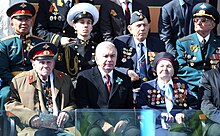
[{"xmin": 99, "ymin": 0, "xmax": 150, "ymax": 41}]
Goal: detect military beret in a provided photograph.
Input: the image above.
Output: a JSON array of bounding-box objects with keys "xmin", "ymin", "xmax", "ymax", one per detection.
[
  {"xmin": 130, "ymin": 11, "xmax": 147, "ymax": 25},
  {"xmin": 153, "ymin": 52, "xmax": 179, "ymax": 76},
  {"xmin": 192, "ymin": 2, "xmax": 220, "ymax": 24},
  {"xmin": 67, "ymin": 3, "xmax": 99, "ymax": 26},
  {"xmin": 28, "ymin": 42, "xmax": 57, "ymax": 60},
  {"xmin": 6, "ymin": 2, "xmax": 36, "ymax": 19}
]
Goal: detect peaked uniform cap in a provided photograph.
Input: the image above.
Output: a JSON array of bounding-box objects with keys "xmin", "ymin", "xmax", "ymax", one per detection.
[
  {"xmin": 67, "ymin": 2, "xmax": 99, "ymax": 26},
  {"xmin": 192, "ymin": 2, "xmax": 220, "ymax": 24},
  {"xmin": 6, "ymin": 2, "xmax": 36, "ymax": 19}
]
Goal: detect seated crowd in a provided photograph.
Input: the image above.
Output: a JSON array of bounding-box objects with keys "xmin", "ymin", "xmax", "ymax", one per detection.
[{"xmin": 1, "ymin": 1, "xmax": 220, "ymax": 136}]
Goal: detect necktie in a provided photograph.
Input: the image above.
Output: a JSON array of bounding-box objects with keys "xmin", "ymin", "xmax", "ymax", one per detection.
[
  {"xmin": 124, "ymin": 2, "xmax": 130, "ymax": 27},
  {"xmin": 138, "ymin": 43, "xmax": 147, "ymax": 82},
  {"xmin": 165, "ymin": 84, "xmax": 174, "ymax": 113},
  {"xmin": 201, "ymin": 39, "xmax": 207, "ymax": 59},
  {"xmin": 105, "ymin": 74, "xmax": 111, "ymax": 93},
  {"xmin": 43, "ymin": 80, "xmax": 53, "ymax": 114}
]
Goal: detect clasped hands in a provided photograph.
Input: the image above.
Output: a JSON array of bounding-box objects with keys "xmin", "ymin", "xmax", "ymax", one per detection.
[
  {"xmin": 30, "ymin": 111, "xmax": 69, "ymax": 129},
  {"xmin": 97, "ymin": 119, "xmax": 129, "ymax": 135},
  {"xmin": 160, "ymin": 112, "xmax": 185, "ymax": 129}
]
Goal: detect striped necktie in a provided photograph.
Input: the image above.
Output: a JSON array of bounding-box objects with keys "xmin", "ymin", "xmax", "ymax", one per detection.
[{"xmin": 138, "ymin": 43, "xmax": 147, "ymax": 82}]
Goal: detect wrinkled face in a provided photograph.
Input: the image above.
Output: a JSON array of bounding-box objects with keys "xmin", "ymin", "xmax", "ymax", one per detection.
[
  {"xmin": 156, "ymin": 60, "xmax": 174, "ymax": 80},
  {"xmin": 128, "ymin": 18, "xmax": 149, "ymax": 42},
  {"xmin": 73, "ymin": 18, "xmax": 93, "ymax": 38},
  {"xmin": 193, "ymin": 17, "xmax": 215, "ymax": 36},
  {"xmin": 10, "ymin": 17, "xmax": 32, "ymax": 35},
  {"xmin": 32, "ymin": 59, "xmax": 55, "ymax": 80},
  {"xmin": 95, "ymin": 47, "xmax": 117, "ymax": 73}
]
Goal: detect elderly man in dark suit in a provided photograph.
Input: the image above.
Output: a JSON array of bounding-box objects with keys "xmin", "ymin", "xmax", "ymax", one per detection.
[
  {"xmin": 76, "ymin": 41, "xmax": 139, "ymax": 136},
  {"xmin": 158, "ymin": 0, "xmax": 205, "ymax": 54},
  {"xmin": 5, "ymin": 42, "xmax": 77, "ymax": 136},
  {"xmin": 99, "ymin": 0, "xmax": 151, "ymax": 41},
  {"xmin": 113, "ymin": 11, "xmax": 167, "ymax": 89}
]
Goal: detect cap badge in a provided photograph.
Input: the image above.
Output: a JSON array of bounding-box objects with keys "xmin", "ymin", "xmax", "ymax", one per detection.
[
  {"xmin": 82, "ymin": 11, "xmax": 87, "ymax": 14},
  {"xmin": 140, "ymin": 15, "xmax": 143, "ymax": 19},
  {"xmin": 20, "ymin": 3, "xmax": 27, "ymax": 8},
  {"xmin": 200, "ymin": 3, "xmax": 207, "ymax": 9},
  {"xmin": 43, "ymin": 50, "xmax": 50, "ymax": 55},
  {"xmin": 21, "ymin": 10, "xmax": 25, "ymax": 15},
  {"xmin": 198, "ymin": 10, "xmax": 206, "ymax": 15},
  {"xmin": 43, "ymin": 44, "xmax": 50, "ymax": 49}
]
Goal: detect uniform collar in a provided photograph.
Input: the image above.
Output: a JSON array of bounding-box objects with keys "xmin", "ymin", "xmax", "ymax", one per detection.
[{"xmin": 196, "ymin": 33, "xmax": 210, "ymax": 43}]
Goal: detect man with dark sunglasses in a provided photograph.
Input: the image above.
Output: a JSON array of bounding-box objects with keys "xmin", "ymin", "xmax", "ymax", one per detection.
[{"xmin": 176, "ymin": 2, "xmax": 220, "ymax": 104}]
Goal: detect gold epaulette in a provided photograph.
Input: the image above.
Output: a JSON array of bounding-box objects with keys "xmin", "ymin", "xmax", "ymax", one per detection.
[
  {"xmin": 1, "ymin": 35, "xmax": 18, "ymax": 41},
  {"xmin": 31, "ymin": 35, "xmax": 44, "ymax": 40},
  {"xmin": 179, "ymin": 36, "xmax": 192, "ymax": 42}
]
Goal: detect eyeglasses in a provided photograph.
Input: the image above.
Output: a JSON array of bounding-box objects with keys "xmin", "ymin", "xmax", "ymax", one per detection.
[{"xmin": 193, "ymin": 17, "xmax": 210, "ymax": 23}]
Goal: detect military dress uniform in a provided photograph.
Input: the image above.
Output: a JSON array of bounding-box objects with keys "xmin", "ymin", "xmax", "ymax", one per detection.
[
  {"xmin": 33, "ymin": 0, "xmax": 98, "ymax": 47},
  {"xmin": 137, "ymin": 78, "xmax": 200, "ymax": 136},
  {"xmin": 55, "ymin": 38, "xmax": 97, "ymax": 78},
  {"xmin": 55, "ymin": 2, "xmax": 99, "ymax": 80},
  {"xmin": 176, "ymin": 3, "xmax": 220, "ymax": 94},
  {"xmin": 0, "ymin": 2, "xmax": 44, "ymax": 110},
  {"xmin": 0, "ymin": 34, "xmax": 44, "ymax": 85},
  {"xmin": 33, "ymin": 0, "xmax": 76, "ymax": 47},
  {"xmin": 176, "ymin": 33, "xmax": 220, "ymax": 90},
  {"xmin": 5, "ymin": 42, "xmax": 77, "ymax": 135}
]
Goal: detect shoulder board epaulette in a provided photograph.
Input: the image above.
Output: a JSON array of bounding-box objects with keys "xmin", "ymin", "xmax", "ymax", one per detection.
[
  {"xmin": 179, "ymin": 36, "xmax": 193, "ymax": 42},
  {"xmin": 1, "ymin": 35, "xmax": 18, "ymax": 41},
  {"xmin": 31, "ymin": 35, "xmax": 44, "ymax": 40}
]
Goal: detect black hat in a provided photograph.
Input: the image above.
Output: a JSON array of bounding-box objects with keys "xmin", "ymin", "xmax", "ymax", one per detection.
[
  {"xmin": 192, "ymin": 2, "xmax": 220, "ymax": 24},
  {"xmin": 28, "ymin": 42, "xmax": 57, "ymax": 60},
  {"xmin": 6, "ymin": 2, "xmax": 36, "ymax": 19},
  {"xmin": 130, "ymin": 11, "xmax": 146, "ymax": 25},
  {"xmin": 153, "ymin": 52, "xmax": 179, "ymax": 76}
]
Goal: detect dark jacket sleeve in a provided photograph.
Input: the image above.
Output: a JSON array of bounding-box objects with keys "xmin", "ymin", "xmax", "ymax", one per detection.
[{"xmin": 200, "ymin": 69, "xmax": 220, "ymax": 124}]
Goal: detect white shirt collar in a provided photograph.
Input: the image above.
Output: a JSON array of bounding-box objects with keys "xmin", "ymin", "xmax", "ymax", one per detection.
[
  {"xmin": 134, "ymin": 38, "xmax": 147, "ymax": 48},
  {"xmin": 196, "ymin": 33, "xmax": 210, "ymax": 43},
  {"xmin": 119, "ymin": 0, "xmax": 132, "ymax": 4},
  {"xmin": 98, "ymin": 68, "xmax": 113, "ymax": 83},
  {"xmin": 157, "ymin": 79, "xmax": 173, "ymax": 90}
]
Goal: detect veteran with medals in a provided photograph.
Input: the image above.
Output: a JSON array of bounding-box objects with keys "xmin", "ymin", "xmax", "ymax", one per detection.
[
  {"xmin": 55, "ymin": 3, "xmax": 98, "ymax": 84},
  {"xmin": 113, "ymin": 11, "xmax": 166, "ymax": 89},
  {"xmin": 176, "ymin": 3, "xmax": 220, "ymax": 99},
  {"xmin": 0, "ymin": 2, "xmax": 44, "ymax": 110},
  {"xmin": 137, "ymin": 52, "xmax": 199, "ymax": 136},
  {"xmin": 5, "ymin": 42, "xmax": 78, "ymax": 136}
]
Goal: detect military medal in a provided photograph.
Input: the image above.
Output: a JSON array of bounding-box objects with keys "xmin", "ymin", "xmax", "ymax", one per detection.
[
  {"xmin": 122, "ymin": 58, "xmax": 127, "ymax": 62},
  {"xmin": 192, "ymin": 56, "xmax": 196, "ymax": 61}
]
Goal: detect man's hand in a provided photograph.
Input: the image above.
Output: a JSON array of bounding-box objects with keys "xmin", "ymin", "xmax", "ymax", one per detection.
[
  {"xmin": 113, "ymin": 120, "xmax": 129, "ymax": 134},
  {"xmin": 127, "ymin": 70, "xmax": 139, "ymax": 82},
  {"xmin": 30, "ymin": 116, "xmax": 41, "ymax": 128},
  {"xmin": 161, "ymin": 112, "xmax": 174, "ymax": 122},
  {"xmin": 175, "ymin": 113, "xmax": 185, "ymax": 124},
  {"xmin": 57, "ymin": 112, "xmax": 70, "ymax": 128},
  {"xmin": 97, "ymin": 119, "xmax": 114, "ymax": 135},
  {"xmin": 60, "ymin": 37, "xmax": 74, "ymax": 46}
]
